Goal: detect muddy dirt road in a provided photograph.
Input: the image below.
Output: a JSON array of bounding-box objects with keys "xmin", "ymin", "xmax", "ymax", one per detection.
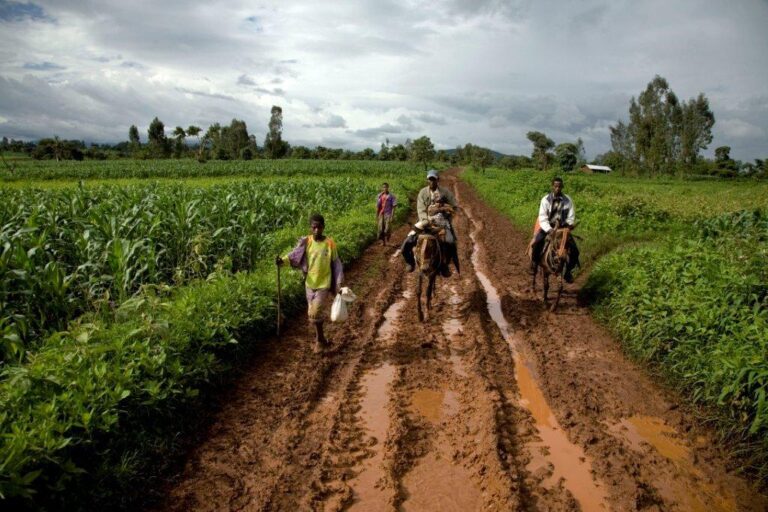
[{"xmin": 155, "ymin": 171, "xmax": 767, "ymax": 511}]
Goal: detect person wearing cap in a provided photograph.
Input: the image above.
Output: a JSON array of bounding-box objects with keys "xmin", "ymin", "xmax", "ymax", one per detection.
[{"xmin": 401, "ymin": 169, "xmax": 460, "ymax": 276}]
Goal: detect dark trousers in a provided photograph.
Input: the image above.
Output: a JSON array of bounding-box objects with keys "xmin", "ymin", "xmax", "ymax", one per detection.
[{"xmin": 531, "ymin": 229, "xmax": 580, "ymax": 273}]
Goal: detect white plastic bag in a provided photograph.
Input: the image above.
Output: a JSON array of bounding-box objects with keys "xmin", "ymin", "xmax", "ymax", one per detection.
[
  {"xmin": 331, "ymin": 287, "xmax": 356, "ymax": 322},
  {"xmin": 331, "ymin": 294, "xmax": 348, "ymax": 322}
]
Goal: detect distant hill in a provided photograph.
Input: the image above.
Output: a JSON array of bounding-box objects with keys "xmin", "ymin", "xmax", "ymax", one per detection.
[{"xmin": 444, "ymin": 147, "xmax": 510, "ymax": 159}]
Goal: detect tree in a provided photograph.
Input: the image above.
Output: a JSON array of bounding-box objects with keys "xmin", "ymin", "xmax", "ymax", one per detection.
[
  {"xmin": 575, "ymin": 137, "xmax": 586, "ymax": 167},
  {"xmin": 410, "ymin": 135, "xmax": 435, "ymax": 171},
  {"xmin": 679, "ymin": 93, "xmax": 715, "ymax": 169},
  {"xmin": 172, "ymin": 126, "xmax": 186, "ymax": 158},
  {"xmin": 147, "ymin": 117, "xmax": 170, "ymax": 158},
  {"xmin": 472, "ymin": 147, "xmax": 494, "ymax": 173},
  {"xmin": 186, "ymin": 125, "xmax": 202, "ymax": 160},
  {"xmin": 714, "ymin": 146, "xmax": 738, "ymax": 177},
  {"xmin": 555, "ymin": 143, "xmax": 578, "ymax": 173},
  {"xmin": 202, "ymin": 123, "xmax": 221, "ymax": 160},
  {"xmin": 128, "ymin": 125, "xmax": 140, "ymax": 146},
  {"xmin": 610, "ymin": 75, "xmax": 715, "ymax": 176},
  {"xmin": 223, "ymin": 119, "xmax": 251, "ymax": 159},
  {"xmin": 379, "ymin": 141, "xmax": 391, "ymax": 161},
  {"xmin": 526, "ymin": 131, "xmax": 555, "ymax": 170},
  {"xmin": 264, "ymin": 105, "xmax": 288, "ymax": 159}
]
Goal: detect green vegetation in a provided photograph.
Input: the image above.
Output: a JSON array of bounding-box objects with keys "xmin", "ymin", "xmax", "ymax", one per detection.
[
  {"xmin": 0, "ymin": 178, "xmax": 386, "ymax": 361},
  {"xmin": 0, "ymin": 159, "xmax": 418, "ymax": 182},
  {"xmin": 0, "ymin": 160, "xmax": 422, "ymax": 507},
  {"xmin": 464, "ymin": 168, "xmax": 768, "ymax": 481}
]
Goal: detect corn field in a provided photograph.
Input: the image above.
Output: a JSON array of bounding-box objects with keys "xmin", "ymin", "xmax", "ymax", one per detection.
[
  {"xmin": 1, "ymin": 159, "xmax": 418, "ymax": 182},
  {"xmin": 0, "ymin": 177, "xmax": 385, "ymax": 361}
]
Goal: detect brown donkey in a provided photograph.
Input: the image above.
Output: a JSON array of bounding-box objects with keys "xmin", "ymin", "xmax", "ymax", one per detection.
[
  {"xmin": 414, "ymin": 233, "xmax": 443, "ymax": 321},
  {"xmin": 529, "ymin": 221, "xmax": 571, "ymax": 311}
]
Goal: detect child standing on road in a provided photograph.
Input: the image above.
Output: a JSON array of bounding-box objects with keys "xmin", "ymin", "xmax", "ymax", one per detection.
[
  {"xmin": 276, "ymin": 213, "xmax": 343, "ymax": 354},
  {"xmin": 376, "ymin": 182, "xmax": 397, "ymax": 246}
]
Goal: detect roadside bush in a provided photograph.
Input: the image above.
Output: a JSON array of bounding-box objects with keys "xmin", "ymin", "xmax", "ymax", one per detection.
[{"xmin": 584, "ymin": 211, "xmax": 768, "ymax": 480}]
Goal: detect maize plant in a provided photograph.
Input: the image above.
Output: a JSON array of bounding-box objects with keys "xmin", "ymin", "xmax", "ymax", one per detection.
[{"xmin": 0, "ymin": 176, "xmax": 397, "ymax": 361}]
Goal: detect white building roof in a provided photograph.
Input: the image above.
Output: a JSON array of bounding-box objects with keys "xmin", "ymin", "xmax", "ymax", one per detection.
[{"xmin": 584, "ymin": 164, "xmax": 612, "ymax": 171}]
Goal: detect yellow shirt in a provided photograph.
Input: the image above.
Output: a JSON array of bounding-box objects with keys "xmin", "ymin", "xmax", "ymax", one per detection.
[{"xmin": 305, "ymin": 237, "xmax": 337, "ymax": 290}]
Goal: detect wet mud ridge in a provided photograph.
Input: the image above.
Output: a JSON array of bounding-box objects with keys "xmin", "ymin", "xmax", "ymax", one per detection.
[{"xmin": 154, "ymin": 171, "xmax": 768, "ymax": 511}]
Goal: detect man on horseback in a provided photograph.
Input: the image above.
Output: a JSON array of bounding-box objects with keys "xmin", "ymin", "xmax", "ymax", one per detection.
[
  {"xmin": 401, "ymin": 169, "xmax": 460, "ymax": 277},
  {"xmin": 529, "ymin": 177, "xmax": 580, "ymax": 283}
]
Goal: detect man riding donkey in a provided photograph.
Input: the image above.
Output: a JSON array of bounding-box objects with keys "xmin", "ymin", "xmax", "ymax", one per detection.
[
  {"xmin": 529, "ymin": 176, "xmax": 580, "ymax": 283},
  {"xmin": 276, "ymin": 213, "xmax": 343, "ymax": 354},
  {"xmin": 401, "ymin": 169, "xmax": 460, "ymax": 277}
]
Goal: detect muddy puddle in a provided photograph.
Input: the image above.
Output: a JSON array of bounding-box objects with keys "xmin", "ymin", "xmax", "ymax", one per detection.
[
  {"xmin": 346, "ymin": 363, "xmax": 397, "ymax": 511},
  {"xmin": 411, "ymin": 388, "xmax": 459, "ymax": 423},
  {"xmin": 608, "ymin": 415, "xmax": 738, "ymax": 512},
  {"xmin": 401, "ymin": 452, "xmax": 482, "ymax": 511},
  {"xmin": 377, "ymin": 299, "xmax": 405, "ymax": 340},
  {"xmin": 464, "ymin": 203, "xmax": 610, "ymax": 511}
]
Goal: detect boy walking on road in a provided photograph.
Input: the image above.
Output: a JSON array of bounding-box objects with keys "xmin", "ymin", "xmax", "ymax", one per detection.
[
  {"xmin": 376, "ymin": 182, "xmax": 397, "ymax": 246},
  {"xmin": 276, "ymin": 213, "xmax": 344, "ymax": 354}
]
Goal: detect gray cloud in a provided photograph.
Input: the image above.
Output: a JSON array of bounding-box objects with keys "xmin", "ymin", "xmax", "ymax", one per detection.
[
  {"xmin": 315, "ymin": 114, "xmax": 347, "ymax": 128},
  {"xmin": 0, "ymin": 0, "xmax": 765, "ymax": 159},
  {"xmin": 22, "ymin": 61, "xmax": 64, "ymax": 70},
  {"xmin": 414, "ymin": 112, "xmax": 447, "ymax": 125},
  {"xmin": 237, "ymin": 74, "xmax": 256, "ymax": 86},
  {"xmin": 0, "ymin": 0, "xmax": 50, "ymax": 22}
]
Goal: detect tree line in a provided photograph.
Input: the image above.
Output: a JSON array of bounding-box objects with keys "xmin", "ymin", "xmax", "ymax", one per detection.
[{"xmin": 597, "ymin": 75, "xmax": 766, "ymax": 178}]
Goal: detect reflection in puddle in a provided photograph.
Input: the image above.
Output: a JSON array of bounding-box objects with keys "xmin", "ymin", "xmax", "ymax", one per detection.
[
  {"xmin": 614, "ymin": 415, "xmax": 690, "ymax": 462},
  {"xmin": 449, "ymin": 354, "xmax": 468, "ymax": 378},
  {"xmin": 609, "ymin": 416, "xmax": 737, "ymax": 512},
  {"xmin": 411, "ymin": 388, "xmax": 459, "ymax": 423},
  {"xmin": 377, "ymin": 300, "xmax": 405, "ymax": 340},
  {"xmin": 348, "ymin": 363, "xmax": 396, "ymax": 511},
  {"xmin": 402, "ymin": 452, "xmax": 482, "ymax": 512},
  {"xmin": 442, "ymin": 318, "xmax": 462, "ymax": 337},
  {"xmin": 463, "ymin": 202, "xmax": 609, "ymax": 511}
]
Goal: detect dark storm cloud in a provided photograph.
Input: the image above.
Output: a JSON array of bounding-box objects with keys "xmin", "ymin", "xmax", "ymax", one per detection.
[
  {"xmin": 0, "ymin": 0, "xmax": 50, "ymax": 22},
  {"xmin": 237, "ymin": 74, "xmax": 256, "ymax": 86},
  {"xmin": 175, "ymin": 88, "xmax": 236, "ymax": 102},
  {"xmin": 315, "ymin": 114, "xmax": 347, "ymax": 128},
  {"xmin": 414, "ymin": 112, "xmax": 447, "ymax": 126},
  {"xmin": 0, "ymin": 0, "xmax": 766, "ymax": 159},
  {"xmin": 22, "ymin": 61, "xmax": 64, "ymax": 70}
]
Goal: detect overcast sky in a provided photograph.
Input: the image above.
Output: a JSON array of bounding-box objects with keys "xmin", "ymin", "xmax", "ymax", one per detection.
[{"xmin": 0, "ymin": 0, "xmax": 766, "ymax": 160}]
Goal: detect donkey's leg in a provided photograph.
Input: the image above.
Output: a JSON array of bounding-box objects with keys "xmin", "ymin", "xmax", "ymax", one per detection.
[
  {"xmin": 543, "ymin": 272, "xmax": 550, "ymax": 306},
  {"xmin": 417, "ymin": 272, "xmax": 424, "ymax": 322},
  {"xmin": 552, "ymin": 268, "xmax": 564, "ymax": 312},
  {"xmin": 426, "ymin": 272, "xmax": 436, "ymax": 316}
]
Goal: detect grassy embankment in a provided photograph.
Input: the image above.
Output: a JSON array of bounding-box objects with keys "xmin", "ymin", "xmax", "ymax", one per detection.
[
  {"xmin": 0, "ymin": 160, "xmax": 422, "ymax": 508},
  {"xmin": 463, "ymin": 168, "xmax": 768, "ymax": 483}
]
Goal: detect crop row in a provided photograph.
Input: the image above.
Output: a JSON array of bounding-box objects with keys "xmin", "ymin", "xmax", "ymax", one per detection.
[
  {"xmin": 0, "ymin": 159, "xmax": 419, "ymax": 181},
  {"xmin": 0, "ymin": 178, "xmax": 397, "ymax": 361}
]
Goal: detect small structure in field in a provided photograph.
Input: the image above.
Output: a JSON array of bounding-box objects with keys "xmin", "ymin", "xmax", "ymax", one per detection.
[{"xmin": 580, "ymin": 164, "xmax": 612, "ymax": 174}]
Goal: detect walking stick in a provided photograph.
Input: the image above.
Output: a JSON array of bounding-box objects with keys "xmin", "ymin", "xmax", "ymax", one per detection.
[{"xmin": 276, "ymin": 255, "xmax": 282, "ymax": 338}]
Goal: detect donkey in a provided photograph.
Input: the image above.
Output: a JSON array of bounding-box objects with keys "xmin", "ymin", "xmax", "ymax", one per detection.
[
  {"xmin": 414, "ymin": 233, "xmax": 443, "ymax": 322},
  {"xmin": 529, "ymin": 220, "xmax": 571, "ymax": 311}
]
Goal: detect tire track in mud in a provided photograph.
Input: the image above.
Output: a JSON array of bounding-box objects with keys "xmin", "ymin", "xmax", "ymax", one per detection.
[
  {"xmin": 453, "ymin": 171, "xmax": 768, "ymax": 512},
  {"xmin": 154, "ymin": 170, "xmax": 768, "ymax": 512}
]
